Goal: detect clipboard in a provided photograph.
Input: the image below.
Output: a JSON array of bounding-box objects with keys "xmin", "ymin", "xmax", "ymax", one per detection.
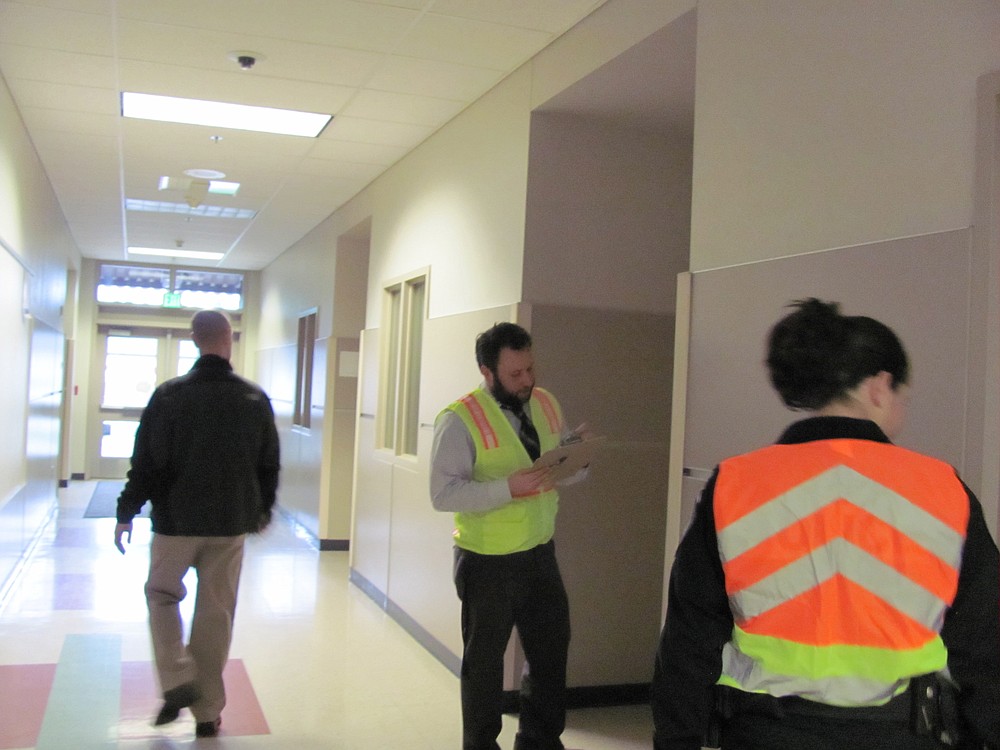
[{"xmin": 531, "ymin": 436, "xmax": 605, "ymax": 482}]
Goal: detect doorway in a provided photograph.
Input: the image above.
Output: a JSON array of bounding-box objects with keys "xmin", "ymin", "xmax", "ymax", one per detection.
[{"xmin": 86, "ymin": 326, "xmax": 205, "ymax": 478}]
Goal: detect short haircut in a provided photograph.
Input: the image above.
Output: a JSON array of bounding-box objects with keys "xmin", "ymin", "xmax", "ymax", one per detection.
[
  {"xmin": 191, "ymin": 309, "xmax": 232, "ymax": 348},
  {"xmin": 766, "ymin": 298, "xmax": 909, "ymax": 411},
  {"xmin": 475, "ymin": 322, "xmax": 532, "ymax": 372}
]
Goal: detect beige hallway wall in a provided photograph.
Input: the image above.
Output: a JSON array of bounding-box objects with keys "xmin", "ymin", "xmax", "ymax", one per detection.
[
  {"xmin": 690, "ymin": 0, "xmax": 1000, "ymax": 270},
  {"xmin": 0, "ymin": 65, "xmax": 80, "ymax": 597}
]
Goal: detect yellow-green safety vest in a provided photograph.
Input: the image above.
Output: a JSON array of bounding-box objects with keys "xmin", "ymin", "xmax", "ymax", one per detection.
[{"xmin": 445, "ymin": 387, "xmax": 564, "ymax": 555}]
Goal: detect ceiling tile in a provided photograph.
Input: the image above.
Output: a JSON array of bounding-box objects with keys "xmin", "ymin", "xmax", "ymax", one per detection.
[
  {"xmin": 120, "ymin": 119, "xmax": 320, "ymax": 161},
  {"xmin": 67, "ymin": 226, "xmax": 127, "ymax": 259},
  {"xmin": 5, "ymin": 79, "xmax": 119, "ymax": 114},
  {"xmin": 116, "ymin": 0, "xmax": 420, "ymax": 53},
  {"xmin": 395, "ymin": 13, "xmax": 553, "ymax": 69},
  {"xmin": 18, "ymin": 107, "xmax": 118, "ymax": 137},
  {"xmin": 323, "ymin": 116, "xmax": 434, "ymax": 147},
  {"xmin": 116, "ymin": 19, "xmax": 384, "ymax": 89},
  {"xmin": 295, "ymin": 155, "xmax": 382, "ymax": 177},
  {"xmin": 0, "ymin": 2, "xmax": 113, "ymax": 54},
  {"xmin": 351, "ymin": 0, "xmax": 428, "ymax": 9},
  {"xmin": 369, "ymin": 56, "xmax": 504, "ymax": 100},
  {"xmin": 126, "ymin": 215, "xmax": 249, "ymax": 249},
  {"xmin": 25, "ymin": 129, "xmax": 119, "ymax": 159},
  {"xmin": 3, "ymin": 0, "xmax": 110, "ymax": 12},
  {"xmin": 0, "ymin": 46, "xmax": 116, "ymax": 88},
  {"xmin": 339, "ymin": 89, "xmax": 465, "ymax": 126},
  {"xmin": 308, "ymin": 139, "xmax": 409, "ymax": 165},
  {"xmin": 429, "ymin": 0, "xmax": 605, "ymax": 34}
]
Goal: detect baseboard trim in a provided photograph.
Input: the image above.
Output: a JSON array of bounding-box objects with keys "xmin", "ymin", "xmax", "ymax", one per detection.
[
  {"xmin": 349, "ymin": 568, "xmax": 462, "ymax": 676},
  {"xmin": 348, "ymin": 568, "xmax": 652, "ymax": 710},
  {"xmin": 319, "ymin": 539, "xmax": 349, "ymax": 551},
  {"xmin": 0, "ymin": 487, "xmax": 57, "ymax": 611}
]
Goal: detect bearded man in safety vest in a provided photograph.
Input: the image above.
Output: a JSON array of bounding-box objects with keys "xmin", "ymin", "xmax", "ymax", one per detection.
[
  {"xmin": 651, "ymin": 299, "xmax": 1000, "ymax": 750},
  {"xmin": 431, "ymin": 321, "xmax": 591, "ymax": 750}
]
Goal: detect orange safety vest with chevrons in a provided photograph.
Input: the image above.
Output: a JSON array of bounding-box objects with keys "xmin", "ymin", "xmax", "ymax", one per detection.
[{"xmin": 714, "ymin": 438, "xmax": 968, "ymax": 706}]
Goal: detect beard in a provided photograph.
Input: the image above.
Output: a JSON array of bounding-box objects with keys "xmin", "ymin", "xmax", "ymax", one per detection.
[{"xmin": 489, "ymin": 375, "xmax": 532, "ymax": 410}]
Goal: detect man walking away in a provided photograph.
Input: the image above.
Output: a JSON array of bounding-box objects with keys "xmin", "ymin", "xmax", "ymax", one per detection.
[{"xmin": 114, "ymin": 309, "xmax": 280, "ymax": 738}]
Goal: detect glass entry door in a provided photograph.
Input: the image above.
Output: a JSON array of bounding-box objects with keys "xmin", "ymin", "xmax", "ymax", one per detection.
[{"xmin": 88, "ymin": 328, "xmax": 195, "ymax": 478}]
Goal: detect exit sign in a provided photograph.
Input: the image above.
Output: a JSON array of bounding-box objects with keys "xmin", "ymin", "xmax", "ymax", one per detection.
[{"xmin": 162, "ymin": 291, "xmax": 182, "ymax": 308}]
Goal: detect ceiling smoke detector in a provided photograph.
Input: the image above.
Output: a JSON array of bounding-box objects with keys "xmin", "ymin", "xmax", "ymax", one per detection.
[{"xmin": 227, "ymin": 50, "xmax": 265, "ymax": 70}]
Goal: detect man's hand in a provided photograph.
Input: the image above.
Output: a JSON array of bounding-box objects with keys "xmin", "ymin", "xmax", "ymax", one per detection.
[
  {"xmin": 567, "ymin": 422, "xmax": 598, "ymax": 443},
  {"xmin": 114, "ymin": 522, "xmax": 132, "ymax": 554},
  {"xmin": 253, "ymin": 509, "xmax": 273, "ymax": 534},
  {"xmin": 508, "ymin": 466, "xmax": 554, "ymax": 499}
]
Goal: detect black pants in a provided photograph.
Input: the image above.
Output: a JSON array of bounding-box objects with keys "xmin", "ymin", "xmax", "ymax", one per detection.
[{"xmin": 453, "ymin": 541, "xmax": 570, "ymax": 750}]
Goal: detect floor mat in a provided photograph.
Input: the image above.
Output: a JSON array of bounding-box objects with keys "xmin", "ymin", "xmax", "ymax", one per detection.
[{"xmin": 82, "ymin": 480, "xmax": 147, "ymax": 518}]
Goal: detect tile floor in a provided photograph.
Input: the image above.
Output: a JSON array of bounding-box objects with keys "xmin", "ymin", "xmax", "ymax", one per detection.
[{"xmin": 0, "ymin": 482, "xmax": 654, "ymax": 749}]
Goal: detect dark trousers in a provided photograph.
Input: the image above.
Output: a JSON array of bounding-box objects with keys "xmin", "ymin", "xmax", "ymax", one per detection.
[{"xmin": 453, "ymin": 540, "xmax": 570, "ymax": 750}]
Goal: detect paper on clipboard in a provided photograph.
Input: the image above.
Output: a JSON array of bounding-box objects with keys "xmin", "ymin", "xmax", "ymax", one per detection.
[{"xmin": 531, "ymin": 436, "xmax": 605, "ymax": 482}]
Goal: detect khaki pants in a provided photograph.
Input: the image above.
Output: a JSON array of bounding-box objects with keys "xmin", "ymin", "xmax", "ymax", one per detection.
[{"xmin": 145, "ymin": 533, "xmax": 246, "ymax": 722}]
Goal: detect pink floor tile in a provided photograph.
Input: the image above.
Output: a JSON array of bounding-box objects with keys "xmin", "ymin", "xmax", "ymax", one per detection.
[
  {"xmin": 0, "ymin": 664, "xmax": 57, "ymax": 750},
  {"xmin": 120, "ymin": 659, "xmax": 269, "ymax": 737}
]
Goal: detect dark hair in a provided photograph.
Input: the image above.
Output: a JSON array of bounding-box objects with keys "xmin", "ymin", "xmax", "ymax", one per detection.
[
  {"xmin": 766, "ymin": 298, "xmax": 909, "ymax": 411},
  {"xmin": 475, "ymin": 322, "xmax": 532, "ymax": 372}
]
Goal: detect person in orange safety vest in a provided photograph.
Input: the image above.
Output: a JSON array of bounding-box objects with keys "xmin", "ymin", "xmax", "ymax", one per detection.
[{"xmin": 652, "ymin": 298, "xmax": 999, "ymax": 750}]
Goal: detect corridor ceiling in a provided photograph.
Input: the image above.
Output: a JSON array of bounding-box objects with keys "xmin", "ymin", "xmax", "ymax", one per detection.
[{"xmin": 0, "ymin": 0, "xmax": 610, "ymax": 270}]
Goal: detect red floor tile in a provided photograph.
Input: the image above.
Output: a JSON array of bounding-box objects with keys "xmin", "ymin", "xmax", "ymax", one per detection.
[
  {"xmin": 120, "ymin": 659, "xmax": 269, "ymax": 737},
  {"xmin": 0, "ymin": 664, "xmax": 57, "ymax": 750}
]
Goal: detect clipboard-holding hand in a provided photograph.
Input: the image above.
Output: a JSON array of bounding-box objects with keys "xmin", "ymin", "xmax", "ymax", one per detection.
[
  {"xmin": 509, "ymin": 466, "xmax": 555, "ymax": 499},
  {"xmin": 533, "ymin": 434, "xmax": 605, "ymax": 482},
  {"xmin": 562, "ymin": 422, "xmax": 597, "ymax": 445}
]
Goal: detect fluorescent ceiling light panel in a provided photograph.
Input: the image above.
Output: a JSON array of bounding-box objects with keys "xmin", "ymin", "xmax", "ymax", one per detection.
[
  {"xmin": 208, "ymin": 181, "xmax": 240, "ymax": 196},
  {"xmin": 122, "ymin": 92, "xmax": 331, "ymax": 137},
  {"xmin": 157, "ymin": 176, "xmax": 240, "ymax": 196},
  {"xmin": 128, "ymin": 246, "xmax": 225, "ymax": 261},
  {"xmin": 126, "ymin": 199, "xmax": 256, "ymax": 219}
]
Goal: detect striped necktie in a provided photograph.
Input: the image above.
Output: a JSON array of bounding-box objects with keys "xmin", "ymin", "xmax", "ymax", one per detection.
[{"xmin": 513, "ymin": 403, "xmax": 541, "ymax": 461}]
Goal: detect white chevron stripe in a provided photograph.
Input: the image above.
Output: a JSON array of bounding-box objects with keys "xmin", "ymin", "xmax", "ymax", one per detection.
[
  {"xmin": 730, "ymin": 538, "xmax": 946, "ymax": 628},
  {"xmin": 718, "ymin": 465, "xmax": 963, "ymax": 567}
]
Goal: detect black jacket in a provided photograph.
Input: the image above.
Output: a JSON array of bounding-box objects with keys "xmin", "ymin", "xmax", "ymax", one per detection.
[
  {"xmin": 116, "ymin": 354, "xmax": 281, "ymax": 536},
  {"xmin": 651, "ymin": 417, "xmax": 1000, "ymax": 750}
]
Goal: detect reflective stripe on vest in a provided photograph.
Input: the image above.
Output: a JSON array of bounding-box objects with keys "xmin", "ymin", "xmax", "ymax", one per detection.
[
  {"xmin": 532, "ymin": 388, "xmax": 562, "ymax": 434},
  {"xmin": 714, "ymin": 439, "xmax": 968, "ymax": 706},
  {"xmin": 458, "ymin": 393, "xmax": 499, "ymax": 450},
  {"xmin": 446, "ymin": 387, "xmax": 564, "ymax": 555}
]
